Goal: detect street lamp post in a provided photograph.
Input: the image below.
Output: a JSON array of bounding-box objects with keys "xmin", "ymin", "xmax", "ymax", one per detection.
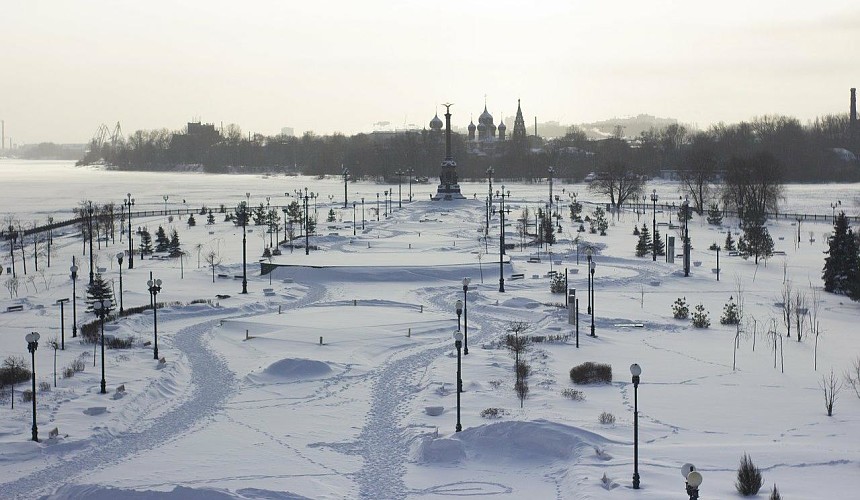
[
  {"xmin": 384, "ymin": 190, "xmax": 389, "ymax": 218},
  {"xmin": 376, "ymin": 193, "xmax": 380, "ymax": 221},
  {"xmin": 395, "ymin": 169, "xmax": 403, "ymax": 208},
  {"xmin": 56, "ymin": 298, "xmax": 68, "ymax": 350},
  {"xmin": 630, "ymin": 363, "xmax": 642, "ymax": 489},
  {"xmin": 462, "ymin": 277, "xmax": 471, "ymax": 354},
  {"xmin": 486, "ymin": 166, "xmax": 494, "ymax": 234},
  {"xmin": 651, "ymin": 190, "xmax": 658, "ymax": 261},
  {"xmin": 682, "ymin": 464, "xmax": 702, "ymax": 500},
  {"xmin": 715, "ymin": 246, "xmax": 720, "ymax": 281},
  {"xmin": 163, "ymin": 195, "xmax": 169, "ymax": 218},
  {"xmin": 547, "ymin": 166, "xmax": 554, "ymax": 219},
  {"xmin": 683, "ymin": 197, "xmax": 690, "ymax": 277},
  {"xmin": 148, "ymin": 276, "xmax": 162, "ymax": 359},
  {"xmin": 586, "ymin": 249, "xmax": 592, "ymax": 314},
  {"xmin": 342, "ymin": 166, "xmax": 349, "ymax": 208},
  {"xmin": 455, "ymin": 299, "xmax": 462, "ymax": 332},
  {"xmin": 496, "ymin": 187, "xmax": 510, "ymax": 292},
  {"xmin": 239, "ymin": 201, "xmax": 248, "ymax": 293},
  {"xmin": 303, "ymin": 190, "xmax": 311, "ymax": 255},
  {"xmin": 26, "ymin": 331, "xmax": 40, "ymax": 441},
  {"xmin": 361, "ymin": 198, "xmax": 365, "ymax": 229},
  {"xmin": 454, "ymin": 330, "xmax": 463, "ymax": 432},
  {"xmin": 407, "ymin": 168, "xmax": 414, "ymax": 202},
  {"xmin": 352, "ymin": 202, "xmax": 357, "ymax": 236},
  {"xmin": 116, "ymin": 252, "xmax": 124, "ymax": 313},
  {"xmin": 87, "ymin": 201, "xmax": 94, "ymax": 284},
  {"xmin": 126, "ymin": 194, "xmax": 134, "ymax": 269},
  {"xmin": 70, "ymin": 258, "xmax": 78, "ymax": 338},
  {"xmin": 92, "ymin": 300, "xmax": 109, "ymax": 394}
]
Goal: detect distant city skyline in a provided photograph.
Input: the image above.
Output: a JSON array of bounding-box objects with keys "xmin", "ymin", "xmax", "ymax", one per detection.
[{"xmin": 1, "ymin": 0, "xmax": 858, "ymax": 144}]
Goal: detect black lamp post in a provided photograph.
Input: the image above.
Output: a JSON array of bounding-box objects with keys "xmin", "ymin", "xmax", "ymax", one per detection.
[
  {"xmin": 496, "ymin": 187, "xmax": 510, "ymax": 293},
  {"xmin": 70, "ymin": 258, "xmax": 78, "ymax": 338},
  {"xmin": 384, "ymin": 190, "xmax": 389, "ymax": 218},
  {"xmin": 715, "ymin": 246, "xmax": 720, "ymax": 281},
  {"xmin": 651, "ymin": 189, "xmax": 658, "ymax": 261},
  {"xmin": 486, "ymin": 166, "xmax": 494, "ymax": 234},
  {"xmin": 148, "ymin": 276, "xmax": 162, "ymax": 360},
  {"xmin": 116, "ymin": 252, "xmax": 124, "ymax": 313},
  {"xmin": 547, "ymin": 166, "xmax": 554, "ymax": 219},
  {"xmin": 586, "ymin": 249, "xmax": 593, "ymax": 315},
  {"xmin": 92, "ymin": 299, "xmax": 109, "ymax": 394},
  {"xmin": 682, "ymin": 464, "xmax": 702, "ymax": 500},
  {"xmin": 455, "ymin": 299, "xmax": 462, "ymax": 331},
  {"xmin": 361, "ymin": 197, "xmax": 365, "ymax": 229},
  {"xmin": 682, "ymin": 197, "xmax": 690, "ymax": 277},
  {"xmin": 588, "ymin": 251, "xmax": 597, "ymax": 337},
  {"xmin": 376, "ymin": 193, "xmax": 380, "ymax": 221},
  {"xmin": 87, "ymin": 201, "xmax": 95, "ymax": 285},
  {"xmin": 407, "ymin": 168, "xmax": 414, "ymax": 202},
  {"xmin": 239, "ymin": 200, "xmax": 248, "ymax": 293},
  {"xmin": 126, "ymin": 193, "xmax": 135, "ymax": 269},
  {"xmin": 395, "ymin": 169, "xmax": 403, "ymax": 208},
  {"xmin": 454, "ymin": 330, "xmax": 463, "ymax": 432},
  {"xmin": 56, "ymin": 298, "xmax": 68, "ymax": 350},
  {"xmin": 266, "ymin": 196, "xmax": 273, "ymax": 249},
  {"xmin": 352, "ymin": 202, "xmax": 357, "ymax": 236},
  {"xmin": 26, "ymin": 331, "xmax": 40, "ymax": 442},
  {"xmin": 342, "ymin": 166, "xmax": 349, "ymax": 208},
  {"xmin": 630, "ymin": 363, "xmax": 642, "ymax": 489},
  {"xmin": 462, "ymin": 277, "xmax": 471, "ymax": 354}
]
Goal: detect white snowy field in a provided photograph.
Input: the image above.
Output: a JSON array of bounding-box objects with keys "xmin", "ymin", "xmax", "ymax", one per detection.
[{"xmin": 0, "ymin": 160, "xmax": 859, "ymax": 499}]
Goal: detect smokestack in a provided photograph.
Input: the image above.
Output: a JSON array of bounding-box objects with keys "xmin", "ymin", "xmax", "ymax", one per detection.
[{"xmin": 851, "ymin": 88, "xmax": 857, "ymax": 142}]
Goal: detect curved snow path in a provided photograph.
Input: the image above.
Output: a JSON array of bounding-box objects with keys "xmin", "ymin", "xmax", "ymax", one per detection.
[
  {"xmin": 1, "ymin": 317, "xmax": 234, "ymax": 499},
  {"xmin": 3, "ymin": 283, "xmax": 325, "ymax": 499}
]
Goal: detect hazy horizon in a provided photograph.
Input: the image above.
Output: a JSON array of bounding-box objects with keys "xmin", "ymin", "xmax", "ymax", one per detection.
[{"xmin": 2, "ymin": 0, "xmax": 859, "ymax": 145}]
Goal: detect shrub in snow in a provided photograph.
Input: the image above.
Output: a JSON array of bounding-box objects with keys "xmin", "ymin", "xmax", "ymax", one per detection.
[
  {"xmin": 480, "ymin": 407, "xmax": 507, "ymax": 419},
  {"xmin": 672, "ymin": 297, "xmax": 689, "ymax": 319},
  {"xmin": 561, "ymin": 388, "xmax": 585, "ymax": 401},
  {"xmin": 598, "ymin": 411, "xmax": 615, "ymax": 425},
  {"xmin": 735, "ymin": 452, "xmax": 763, "ymax": 495},
  {"xmin": 21, "ymin": 389, "xmax": 33, "ymax": 402},
  {"xmin": 0, "ymin": 356, "xmax": 31, "ymax": 386},
  {"xmin": 721, "ymin": 297, "xmax": 740, "ymax": 325},
  {"xmin": 691, "ymin": 304, "xmax": 710, "ymax": 328},
  {"xmin": 550, "ymin": 273, "xmax": 566, "ymax": 294},
  {"xmin": 38, "ymin": 381, "xmax": 51, "ymax": 392},
  {"xmin": 569, "ymin": 362, "xmax": 612, "ymax": 385},
  {"xmin": 770, "ymin": 484, "xmax": 781, "ymax": 500},
  {"xmin": 488, "ymin": 379, "xmax": 503, "ymax": 389}
]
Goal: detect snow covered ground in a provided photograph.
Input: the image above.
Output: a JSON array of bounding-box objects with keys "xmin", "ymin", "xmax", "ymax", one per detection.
[{"xmin": 0, "ymin": 160, "xmax": 859, "ymax": 499}]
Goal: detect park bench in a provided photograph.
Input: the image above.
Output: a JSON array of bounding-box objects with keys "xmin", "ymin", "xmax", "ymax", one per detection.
[{"xmin": 6, "ymin": 305, "xmax": 24, "ymax": 312}]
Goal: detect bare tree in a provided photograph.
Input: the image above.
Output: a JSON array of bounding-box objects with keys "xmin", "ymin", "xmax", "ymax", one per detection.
[
  {"xmin": 680, "ymin": 133, "xmax": 718, "ymax": 215},
  {"xmin": 204, "ymin": 249, "xmax": 221, "ymax": 283},
  {"xmin": 588, "ymin": 138, "xmax": 643, "ymax": 210},
  {"xmin": 820, "ymin": 368, "xmax": 843, "ymax": 416},
  {"xmin": 792, "ymin": 290, "xmax": 807, "ymax": 342},
  {"xmin": 779, "ymin": 281, "xmax": 793, "ymax": 339},
  {"xmin": 733, "ymin": 277, "xmax": 746, "ymax": 371},
  {"xmin": 4, "ymin": 276, "xmax": 19, "ymax": 299},
  {"xmin": 844, "ymin": 357, "xmax": 860, "ymax": 400},
  {"xmin": 809, "ymin": 284, "xmax": 824, "ymax": 370}
]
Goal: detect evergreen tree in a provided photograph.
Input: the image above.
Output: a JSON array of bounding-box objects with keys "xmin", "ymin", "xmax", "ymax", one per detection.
[
  {"xmin": 234, "ymin": 203, "xmax": 250, "ymax": 226},
  {"xmin": 327, "ymin": 208, "xmax": 336, "ymax": 222},
  {"xmin": 635, "ymin": 223, "xmax": 651, "ymax": 257},
  {"xmin": 725, "ymin": 231, "xmax": 736, "ymax": 251},
  {"xmin": 653, "ymin": 228, "xmax": 666, "ymax": 256},
  {"xmin": 138, "ymin": 228, "xmax": 153, "ymax": 258},
  {"xmin": 691, "ymin": 303, "xmax": 710, "ymax": 328},
  {"xmin": 721, "ymin": 297, "xmax": 740, "ymax": 325},
  {"xmin": 154, "ymin": 225, "xmax": 169, "ymax": 252},
  {"xmin": 187, "ymin": 213, "xmax": 196, "ymax": 227},
  {"xmin": 252, "ymin": 203, "xmax": 267, "ymax": 225},
  {"xmin": 86, "ymin": 273, "xmax": 114, "ymax": 313},
  {"xmin": 541, "ymin": 211, "xmax": 556, "ymax": 245},
  {"xmin": 738, "ymin": 209, "xmax": 773, "ymax": 264},
  {"xmin": 706, "ymin": 203, "xmax": 723, "ymax": 225},
  {"xmin": 822, "ymin": 212, "xmax": 860, "ymax": 298},
  {"xmin": 206, "ymin": 210, "xmax": 216, "ymax": 225},
  {"xmin": 592, "ymin": 207, "xmax": 608, "ymax": 235},
  {"xmin": 672, "ymin": 297, "xmax": 689, "ymax": 319},
  {"xmin": 168, "ymin": 229, "xmax": 182, "ymax": 257}
]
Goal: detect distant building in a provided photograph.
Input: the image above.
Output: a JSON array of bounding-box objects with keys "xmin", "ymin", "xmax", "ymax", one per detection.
[{"xmin": 281, "ymin": 127, "xmax": 295, "ymax": 137}]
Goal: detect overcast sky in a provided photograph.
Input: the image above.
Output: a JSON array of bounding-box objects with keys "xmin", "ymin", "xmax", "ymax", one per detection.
[{"xmin": 2, "ymin": 0, "xmax": 859, "ymax": 144}]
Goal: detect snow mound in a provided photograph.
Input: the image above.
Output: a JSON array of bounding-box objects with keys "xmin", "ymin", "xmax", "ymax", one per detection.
[
  {"xmin": 248, "ymin": 358, "xmax": 332, "ymax": 383},
  {"xmin": 412, "ymin": 420, "xmax": 603, "ymax": 465},
  {"xmin": 41, "ymin": 484, "xmax": 310, "ymax": 499},
  {"xmin": 499, "ymin": 297, "xmax": 542, "ymax": 309}
]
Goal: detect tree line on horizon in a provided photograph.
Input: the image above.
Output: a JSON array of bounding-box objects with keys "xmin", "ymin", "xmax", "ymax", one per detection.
[{"xmin": 76, "ymin": 112, "xmax": 859, "ymax": 183}]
